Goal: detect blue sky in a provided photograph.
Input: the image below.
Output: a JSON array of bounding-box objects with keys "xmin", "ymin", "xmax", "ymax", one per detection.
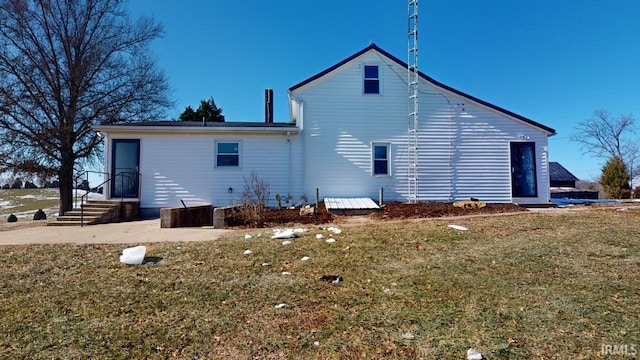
[{"xmin": 128, "ymin": 0, "xmax": 640, "ymax": 181}]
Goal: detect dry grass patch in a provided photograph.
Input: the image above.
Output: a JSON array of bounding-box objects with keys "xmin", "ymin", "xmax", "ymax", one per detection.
[{"xmin": 1, "ymin": 208, "xmax": 639, "ymax": 359}]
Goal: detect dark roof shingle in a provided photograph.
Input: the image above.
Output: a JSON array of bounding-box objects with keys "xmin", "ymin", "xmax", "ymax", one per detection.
[{"xmin": 549, "ymin": 162, "xmax": 580, "ymax": 182}]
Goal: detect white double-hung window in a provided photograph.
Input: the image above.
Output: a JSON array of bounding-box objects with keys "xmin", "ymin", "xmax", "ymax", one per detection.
[
  {"xmin": 372, "ymin": 142, "xmax": 390, "ymax": 176},
  {"xmin": 363, "ymin": 65, "xmax": 380, "ymax": 94},
  {"xmin": 216, "ymin": 141, "xmax": 240, "ymax": 167}
]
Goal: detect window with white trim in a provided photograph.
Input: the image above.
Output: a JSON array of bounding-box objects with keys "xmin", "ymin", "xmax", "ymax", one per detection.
[
  {"xmin": 216, "ymin": 142, "xmax": 239, "ymax": 167},
  {"xmin": 372, "ymin": 143, "xmax": 390, "ymax": 176},
  {"xmin": 363, "ymin": 65, "xmax": 380, "ymax": 94}
]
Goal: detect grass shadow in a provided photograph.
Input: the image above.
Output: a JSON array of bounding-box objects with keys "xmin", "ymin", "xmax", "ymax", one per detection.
[{"xmin": 142, "ymin": 256, "xmax": 163, "ymax": 265}]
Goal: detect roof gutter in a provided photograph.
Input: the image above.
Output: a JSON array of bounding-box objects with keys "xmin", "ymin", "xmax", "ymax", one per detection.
[{"xmin": 92, "ymin": 125, "xmax": 299, "ymax": 134}]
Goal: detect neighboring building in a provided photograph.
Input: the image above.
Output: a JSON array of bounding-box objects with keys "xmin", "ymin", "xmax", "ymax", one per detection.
[
  {"xmin": 549, "ymin": 161, "xmax": 598, "ymax": 199},
  {"xmin": 94, "ymin": 44, "xmax": 556, "ymax": 216},
  {"xmin": 549, "ymin": 162, "xmax": 580, "ymax": 188}
]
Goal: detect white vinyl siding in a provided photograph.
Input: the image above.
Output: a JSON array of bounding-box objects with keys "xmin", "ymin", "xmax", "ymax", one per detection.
[
  {"xmin": 291, "ymin": 49, "xmax": 551, "ymax": 203},
  {"xmin": 102, "ymin": 131, "xmax": 303, "ymax": 209}
]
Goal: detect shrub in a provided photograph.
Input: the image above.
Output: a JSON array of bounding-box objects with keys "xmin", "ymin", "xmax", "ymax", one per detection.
[
  {"xmin": 234, "ymin": 171, "xmax": 270, "ymax": 225},
  {"xmin": 600, "ymin": 156, "xmax": 631, "ymax": 199}
]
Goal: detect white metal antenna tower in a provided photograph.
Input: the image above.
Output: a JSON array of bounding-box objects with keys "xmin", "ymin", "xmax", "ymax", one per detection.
[{"xmin": 407, "ymin": 0, "xmax": 419, "ymax": 202}]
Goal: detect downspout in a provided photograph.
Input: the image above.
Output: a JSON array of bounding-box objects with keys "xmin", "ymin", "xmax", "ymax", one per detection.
[
  {"xmin": 299, "ymin": 102, "xmax": 304, "ymax": 201},
  {"xmin": 287, "ymin": 91, "xmax": 294, "ymax": 205},
  {"xmin": 288, "ymin": 91, "xmax": 304, "ymax": 202},
  {"xmin": 103, "ymin": 132, "xmax": 110, "ymax": 200},
  {"xmin": 449, "ymin": 103, "xmax": 454, "ymax": 202},
  {"xmin": 287, "ymin": 130, "xmax": 291, "ymax": 206}
]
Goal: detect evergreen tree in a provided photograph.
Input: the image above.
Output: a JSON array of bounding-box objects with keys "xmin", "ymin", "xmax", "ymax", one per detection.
[
  {"xmin": 600, "ymin": 156, "xmax": 631, "ymax": 199},
  {"xmin": 179, "ymin": 106, "xmax": 197, "ymax": 121},
  {"xmin": 179, "ymin": 98, "xmax": 225, "ymax": 122}
]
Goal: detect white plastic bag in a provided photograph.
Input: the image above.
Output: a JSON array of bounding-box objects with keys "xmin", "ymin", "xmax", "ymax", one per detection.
[{"xmin": 119, "ymin": 245, "xmax": 146, "ymax": 265}]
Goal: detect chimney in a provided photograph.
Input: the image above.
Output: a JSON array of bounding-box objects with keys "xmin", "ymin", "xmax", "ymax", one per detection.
[{"xmin": 265, "ymin": 88, "xmax": 273, "ymax": 123}]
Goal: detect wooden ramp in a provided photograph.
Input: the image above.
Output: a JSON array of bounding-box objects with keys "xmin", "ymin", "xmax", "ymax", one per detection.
[{"xmin": 324, "ymin": 198, "xmax": 380, "ymax": 215}]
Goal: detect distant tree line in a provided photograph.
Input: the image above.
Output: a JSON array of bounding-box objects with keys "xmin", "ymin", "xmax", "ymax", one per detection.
[
  {"xmin": 1, "ymin": 179, "xmax": 59, "ymax": 189},
  {"xmin": 0, "ymin": 177, "xmax": 97, "ymax": 190}
]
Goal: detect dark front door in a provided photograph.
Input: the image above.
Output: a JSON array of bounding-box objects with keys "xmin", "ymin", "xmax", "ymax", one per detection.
[
  {"xmin": 511, "ymin": 142, "xmax": 537, "ymax": 197},
  {"xmin": 111, "ymin": 139, "xmax": 140, "ymax": 198}
]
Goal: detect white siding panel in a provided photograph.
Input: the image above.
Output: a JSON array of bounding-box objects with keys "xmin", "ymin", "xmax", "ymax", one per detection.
[
  {"xmin": 292, "ymin": 49, "xmax": 551, "ymax": 203},
  {"xmin": 106, "ymin": 131, "xmax": 303, "ymax": 209}
]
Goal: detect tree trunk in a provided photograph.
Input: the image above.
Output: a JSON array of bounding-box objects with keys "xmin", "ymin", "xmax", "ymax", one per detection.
[{"xmin": 58, "ymin": 159, "xmax": 75, "ymax": 216}]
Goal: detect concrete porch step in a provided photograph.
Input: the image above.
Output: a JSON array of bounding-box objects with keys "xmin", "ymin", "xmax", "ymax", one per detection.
[
  {"xmin": 47, "ymin": 218, "xmax": 99, "ymax": 226},
  {"xmin": 49, "ymin": 201, "xmax": 121, "ymax": 226},
  {"xmin": 48, "ymin": 200, "xmax": 139, "ymax": 226}
]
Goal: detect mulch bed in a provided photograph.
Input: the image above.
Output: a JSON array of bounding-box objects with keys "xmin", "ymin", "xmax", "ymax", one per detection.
[
  {"xmin": 228, "ymin": 201, "xmax": 526, "ymax": 228},
  {"xmin": 370, "ymin": 202, "xmax": 526, "ymax": 220}
]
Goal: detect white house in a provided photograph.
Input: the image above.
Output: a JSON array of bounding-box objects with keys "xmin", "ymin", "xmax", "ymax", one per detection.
[{"xmin": 94, "ymin": 44, "xmax": 555, "ymax": 216}]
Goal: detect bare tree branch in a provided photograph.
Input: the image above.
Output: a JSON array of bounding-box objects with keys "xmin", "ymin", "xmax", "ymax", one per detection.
[
  {"xmin": 0, "ymin": 0, "xmax": 172, "ymax": 214},
  {"xmin": 571, "ymin": 110, "xmax": 639, "ymax": 179}
]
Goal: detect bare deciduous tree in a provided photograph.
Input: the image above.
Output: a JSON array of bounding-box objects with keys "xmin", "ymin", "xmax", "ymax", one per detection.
[
  {"xmin": 571, "ymin": 110, "xmax": 639, "ymax": 181},
  {"xmin": 0, "ymin": 0, "xmax": 172, "ymax": 215}
]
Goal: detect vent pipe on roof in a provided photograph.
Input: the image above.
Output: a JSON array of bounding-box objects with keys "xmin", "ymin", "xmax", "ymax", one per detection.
[{"xmin": 265, "ymin": 89, "xmax": 273, "ymax": 123}]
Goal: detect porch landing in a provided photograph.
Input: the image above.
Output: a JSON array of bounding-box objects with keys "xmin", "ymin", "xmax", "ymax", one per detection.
[{"xmin": 324, "ymin": 197, "xmax": 380, "ymax": 215}]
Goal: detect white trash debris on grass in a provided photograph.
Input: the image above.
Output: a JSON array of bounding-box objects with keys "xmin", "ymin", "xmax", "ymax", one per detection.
[
  {"xmin": 448, "ymin": 224, "xmax": 469, "ymax": 231},
  {"xmin": 282, "ymin": 240, "xmax": 292, "ymax": 246},
  {"xmin": 300, "ymin": 256, "xmax": 310, "ymax": 261},
  {"xmin": 274, "ymin": 303, "xmax": 286, "ymax": 309},
  {"xmin": 281, "ymin": 271, "xmax": 292, "ymax": 275},
  {"xmin": 316, "ymin": 234, "xmax": 325, "ymax": 239},
  {"xmin": 401, "ymin": 331, "xmax": 415, "ymax": 340},
  {"xmin": 261, "ymin": 262, "xmax": 270, "ymax": 267},
  {"xmin": 243, "ymin": 250, "xmax": 252, "ymax": 255},
  {"xmin": 293, "ymin": 228, "xmax": 307, "ymax": 233},
  {"xmin": 313, "ymin": 341, "xmax": 320, "ymax": 346},
  {"xmin": 327, "ymin": 226, "xmax": 342, "ymax": 234},
  {"xmin": 244, "ymin": 234, "xmax": 253, "ymax": 239},
  {"xmin": 272, "ymin": 229, "xmax": 298, "ymax": 239},
  {"xmin": 325, "ymin": 238, "xmax": 336, "ymax": 243},
  {"xmin": 119, "ymin": 245, "xmax": 146, "ymax": 265},
  {"xmin": 466, "ymin": 347, "xmax": 483, "ymax": 359}
]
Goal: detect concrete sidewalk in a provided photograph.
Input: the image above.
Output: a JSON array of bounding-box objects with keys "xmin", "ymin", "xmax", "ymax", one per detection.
[{"xmin": 0, "ymin": 219, "xmax": 233, "ymax": 245}]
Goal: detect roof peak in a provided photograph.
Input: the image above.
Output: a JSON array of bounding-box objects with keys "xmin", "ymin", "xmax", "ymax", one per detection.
[{"xmin": 288, "ymin": 44, "xmax": 556, "ymax": 135}]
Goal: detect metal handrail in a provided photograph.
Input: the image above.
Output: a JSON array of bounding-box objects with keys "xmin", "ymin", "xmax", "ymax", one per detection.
[
  {"xmin": 73, "ymin": 170, "xmax": 110, "ymax": 209},
  {"xmin": 78, "ymin": 171, "xmax": 141, "ymax": 227}
]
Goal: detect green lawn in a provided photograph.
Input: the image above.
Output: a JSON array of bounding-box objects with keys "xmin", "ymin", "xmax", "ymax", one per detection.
[{"xmin": 1, "ymin": 208, "xmax": 638, "ymax": 359}]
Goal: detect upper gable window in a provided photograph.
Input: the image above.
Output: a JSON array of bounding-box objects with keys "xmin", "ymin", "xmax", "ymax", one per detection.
[{"xmin": 363, "ymin": 65, "xmax": 380, "ymax": 94}]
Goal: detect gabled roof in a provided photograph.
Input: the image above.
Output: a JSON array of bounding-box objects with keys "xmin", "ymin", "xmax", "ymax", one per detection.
[
  {"xmin": 549, "ymin": 162, "xmax": 580, "ymax": 182},
  {"xmin": 289, "ymin": 44, "xmax": 556, "ymax": 135}
]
